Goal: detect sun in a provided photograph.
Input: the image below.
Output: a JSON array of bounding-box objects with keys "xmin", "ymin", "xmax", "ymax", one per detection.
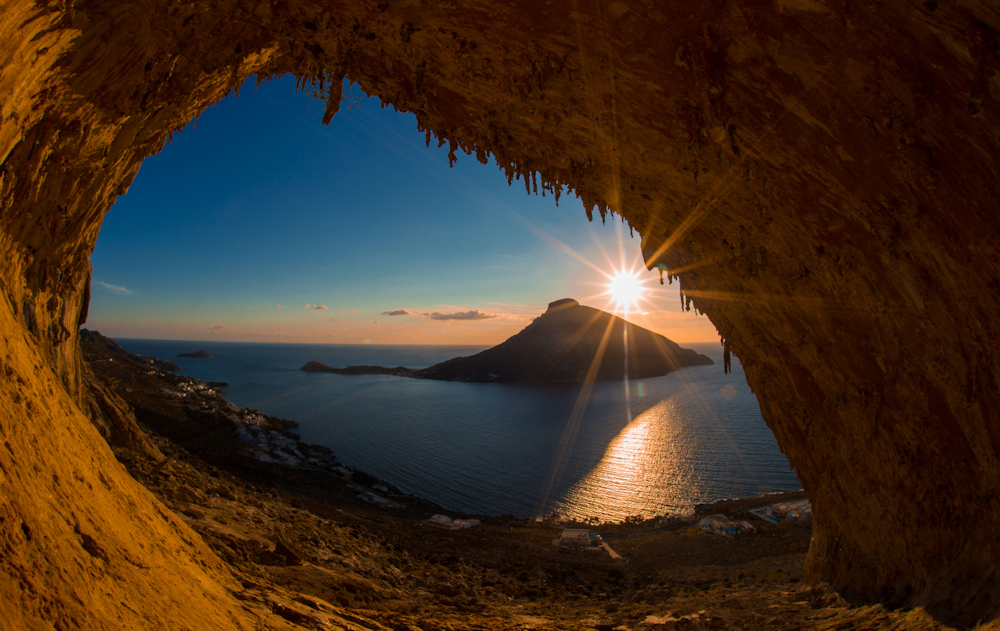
[{"xmin": 607, "ymin": 270, "xmax": 644, "ymax": 312}]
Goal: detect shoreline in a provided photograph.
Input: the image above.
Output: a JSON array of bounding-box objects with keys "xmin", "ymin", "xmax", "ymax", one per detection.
[
  {"xmin": 75, "ymin": 331, "xmax": 934, "ymax": 630},
  {"xmin": 85, "ymin": 329, "xmax": 805, "ymax": 526}
]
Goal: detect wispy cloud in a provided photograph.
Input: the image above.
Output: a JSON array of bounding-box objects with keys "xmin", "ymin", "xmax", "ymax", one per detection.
[
  {"xmin": 98, "ymin": 281, "xmax": 131, "ymax": 295},
  {"xmin": 305, "ymin": 304, "xmax": 329, "ymax": 311},
  {"xmin": 245, "ymin": 328, "xmax": 289, "ymax": 338},
  {"xmin": 276, "ymin": 304, "xmax": 286, "ymax": 309},
  {"xmin": 208, "ymin": 324, "xmax": 225, "ymax": 333},
  {"xmin": 329, "ymin": 318, "xmax": 343, "ymax": 322},
  {"xmin": 424, "ymin": 310, "xmax": 498, "ymax": 321},
  {"xmin": 381, "ymin": 309, "xmax": 413, "ymax": 316}
]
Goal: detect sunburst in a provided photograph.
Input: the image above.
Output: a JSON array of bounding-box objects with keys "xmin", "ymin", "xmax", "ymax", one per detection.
[{"xmin": 606, "ymin": 269, "xmax": 645, "ymax": 315}]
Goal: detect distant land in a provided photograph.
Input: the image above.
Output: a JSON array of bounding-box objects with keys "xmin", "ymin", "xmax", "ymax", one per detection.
[
  {"xmin": 177, "ymin": 350, "xmax": 213, "ymax": 359},
  {"xmin": 302, "ymin": 298, "xmax": 713, "ymax": 383},
  {"xmin": 79, "ymin": 329, "xmax": 182, "ymax": 371}
]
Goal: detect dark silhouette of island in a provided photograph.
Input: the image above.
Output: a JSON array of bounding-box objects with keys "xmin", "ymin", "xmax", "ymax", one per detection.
[
  {"xmin": 301, "ymin": 362, "xmax": 414, "ymax": 377},
  {"xmin": 302, "ymin": 299, "xmax": 713, "ymax": 383},
  {"xmin": 177, "ymin": 350, "xmax": 213, "ymax": 359}
]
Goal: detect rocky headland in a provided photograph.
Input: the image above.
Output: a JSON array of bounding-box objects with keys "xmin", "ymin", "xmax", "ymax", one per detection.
[{"xmin": 302, "ymin": 299, "xmax": 713, "ymax": 383}]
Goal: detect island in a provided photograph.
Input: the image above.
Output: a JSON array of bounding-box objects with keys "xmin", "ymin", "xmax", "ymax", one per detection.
[
  {"xmin": 177, "ymin": 350, "xmax": 213, "ymax": 359},
  {"xmin": 300, "ymin": 361, "xmax": 415, "ymax": 377},
  {"xmin": 302, "ymin": 298, "xmax": 713, "ymax": 383}
]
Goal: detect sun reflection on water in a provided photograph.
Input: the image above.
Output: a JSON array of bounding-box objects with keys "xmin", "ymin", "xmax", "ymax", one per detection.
[{"xmin": 553, "ymin": 397, "xmax": 700, "ymax": 522}]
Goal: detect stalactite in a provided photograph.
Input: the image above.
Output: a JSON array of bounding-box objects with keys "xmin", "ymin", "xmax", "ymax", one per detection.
[
  {"xmin": 321, "ymin": 70, "xmax": 347, "ymax": 125},
  {"xmin": 723, "ymin": 337, "xmax": 732, "ymax": 374}
]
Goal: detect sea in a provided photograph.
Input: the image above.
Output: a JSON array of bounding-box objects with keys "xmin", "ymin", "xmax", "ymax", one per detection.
[{"xmin": 117, "ymin": 339, "xmax": 801, "ymax": 521}]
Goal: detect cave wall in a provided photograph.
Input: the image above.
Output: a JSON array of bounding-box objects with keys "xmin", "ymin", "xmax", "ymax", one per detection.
[{"xmin": 2, "ymin": 0, "xmax": 999, "ymax": 626}]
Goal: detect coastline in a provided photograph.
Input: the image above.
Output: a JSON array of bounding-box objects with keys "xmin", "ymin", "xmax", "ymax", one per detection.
[
  {"xmin": 115, "ymin": 337, "xmax": 800, "ymax": 521},
  {"xmin": 87, "ymin": 331, "xmax": 803, "ymax": 524},
  {"xmin": 85, "ymin": 334, "xmax": 805, "ymax": 528},
  {"xmin": 75, "ymin": 332, "xmax": 934, "ymax": 630}
]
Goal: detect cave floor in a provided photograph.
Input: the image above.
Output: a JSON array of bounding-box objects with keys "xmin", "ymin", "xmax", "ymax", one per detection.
[{"xmin": 86, "ymin": 341, "xmax": 950, "ymax": 631}]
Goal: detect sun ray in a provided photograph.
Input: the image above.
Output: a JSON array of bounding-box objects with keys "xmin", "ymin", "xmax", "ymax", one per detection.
[
  {"xmin": 534, "ymin": 314, "xmax": 618, "ymax": 516},
  {"xmin": 642, "ymin": 109, "xmax": 795, "ymax": 271}
]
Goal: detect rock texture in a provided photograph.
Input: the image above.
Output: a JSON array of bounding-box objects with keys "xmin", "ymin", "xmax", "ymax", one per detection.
[{"xmin": 2, "ymin": 0, "xmax": 1000, "ymax": 627}]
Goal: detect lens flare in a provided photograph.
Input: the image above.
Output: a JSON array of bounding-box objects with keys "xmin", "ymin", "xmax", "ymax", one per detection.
[{"xmin": 607, "ymin": 270, "xmax": 644, "ymax": 311}]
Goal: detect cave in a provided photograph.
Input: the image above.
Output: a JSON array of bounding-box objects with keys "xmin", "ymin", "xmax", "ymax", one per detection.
[{"xmin": 1, "ymin": 0, "xmax": 998, "ymax": 628}]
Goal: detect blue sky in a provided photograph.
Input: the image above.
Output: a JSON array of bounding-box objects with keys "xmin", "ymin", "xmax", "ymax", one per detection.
[{"xmin": 86, "ymin": 76, "xmax": 718, "ymax": 345}]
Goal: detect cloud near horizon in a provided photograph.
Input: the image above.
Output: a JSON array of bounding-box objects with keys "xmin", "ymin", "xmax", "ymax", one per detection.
[
  {"xmin": 276, "ymin": 304, "xmax": 286, "ymax": 309},
  {"xmin": 305, "ymin": 304, "xmax": 329, "ymax": 311},
  {"xmin": 208, "ymin": 324, "xmax": 225, "ymax": 332},
  {"xmin": 424, "ymin": 310, "xmax": 499, "ymax": 321},
  {"xmin": 381, "ymin": 309, "xmax": 413, "ymax": 316},
  {"xmin": 98, "ymin": 281, "xmax": 131, "ymax": 295}
]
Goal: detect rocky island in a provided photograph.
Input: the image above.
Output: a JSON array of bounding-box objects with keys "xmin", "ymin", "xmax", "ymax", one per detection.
[
  {"xmin": 303, "ymin": 299, "xmax": 713, "ymax": 383},
  {"xmin": 177, "ymin": 350, "xmax": 213, "ymax": 359}
]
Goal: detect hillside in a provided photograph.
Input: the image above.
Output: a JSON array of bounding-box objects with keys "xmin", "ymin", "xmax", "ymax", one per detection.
[{"xmin": 416, "ymin": 299, "xmax": 713, "ymax": 383}]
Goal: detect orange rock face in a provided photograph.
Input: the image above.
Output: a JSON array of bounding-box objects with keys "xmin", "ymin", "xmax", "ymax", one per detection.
[{"xmin": 1, "ymin": 0, "xmax": 998, "ymax": 626}]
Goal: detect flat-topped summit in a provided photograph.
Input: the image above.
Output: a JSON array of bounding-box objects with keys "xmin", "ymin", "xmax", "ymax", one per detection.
[
  {"xmin": 302, "ymin": 300, "xmax": 712, "ymax": 383},
  {"xmin": 546, "ymin": 298, "xmax": 579, "ymax": 312}
]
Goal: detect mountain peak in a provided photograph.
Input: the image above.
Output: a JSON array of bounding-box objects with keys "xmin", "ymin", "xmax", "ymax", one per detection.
[
  {"xmin": 546, "ymin": 298, "xmax": 579, "ymax": 312},
  {"xmin": 419, "ymin": 300, "xmax": 713, "ymax": 383}
]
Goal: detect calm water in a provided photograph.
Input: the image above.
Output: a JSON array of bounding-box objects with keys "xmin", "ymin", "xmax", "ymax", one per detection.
[{"xmin": 117, "ymin": 338, "xmax": 801, "ymax": 520}]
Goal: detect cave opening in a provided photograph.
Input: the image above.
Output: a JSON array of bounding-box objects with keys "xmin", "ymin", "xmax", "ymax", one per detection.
[
  {"xmin": 87, "ymin": 74, "xmax": 799, "ymax": 524},
  {"xmin": 3, "ymin": 0, "xmax": 1000, "ymax": 627}
]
